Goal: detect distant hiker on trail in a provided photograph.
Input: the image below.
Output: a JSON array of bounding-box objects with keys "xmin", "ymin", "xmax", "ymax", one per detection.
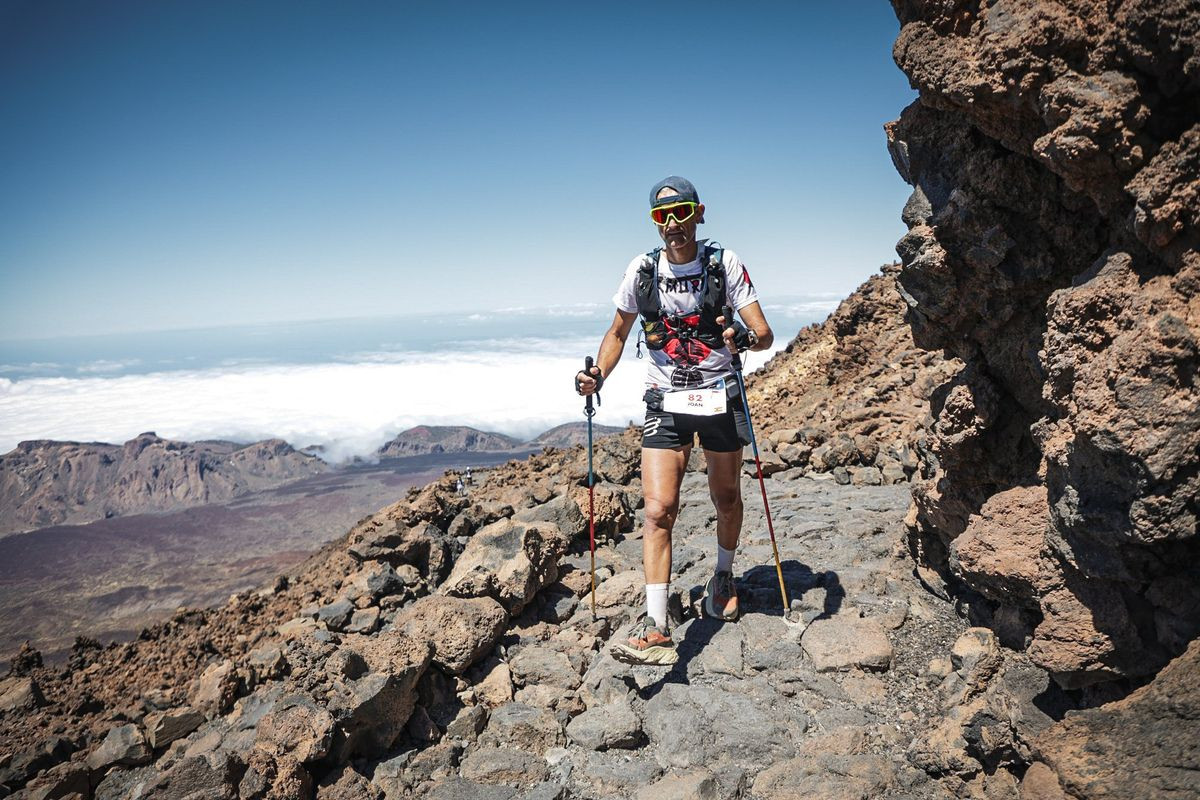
[{"xmin": 575, "ymin": 176, "xmax": 774, "ymax": 665}]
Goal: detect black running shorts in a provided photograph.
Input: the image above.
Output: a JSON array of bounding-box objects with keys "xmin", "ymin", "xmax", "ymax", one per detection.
[{"xmin": 642, "ymin": 389, "xmax": 750, "ymax": 452}]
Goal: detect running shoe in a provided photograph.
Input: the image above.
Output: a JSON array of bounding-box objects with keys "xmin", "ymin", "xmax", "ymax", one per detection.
[
  {"xmin": 611, "ymin": 614, "xmax": 678, "ymax": 665},
  {"xmin": 703, "ymin": 570, "xmax": 740, "ymax": 621}
]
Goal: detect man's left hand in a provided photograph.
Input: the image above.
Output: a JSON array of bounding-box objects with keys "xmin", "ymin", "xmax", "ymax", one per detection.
[{"xmin": 718, "ymin": 314, "xmax": 757, "ymax": 353}]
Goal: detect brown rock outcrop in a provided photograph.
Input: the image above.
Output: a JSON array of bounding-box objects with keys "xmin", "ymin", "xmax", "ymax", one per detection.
[
  {"xmin": 888, "ymin": 0, "xmax": 1200, "ymax": 692},
  {"xmin": 746, "ymin": 266, "xmax": 960, "ymax": 482}
]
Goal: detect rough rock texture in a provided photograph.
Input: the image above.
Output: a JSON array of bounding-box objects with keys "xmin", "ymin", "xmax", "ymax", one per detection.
[
  {"xmin": 1029, "ymin": 638, "xmax": 1200, "ymax": 800},
  {"xmin": 888, "ymin": 0, "xmax": 1200, "ymax": 692},
  {"xmin": 441, "ymin": 518, "xmax": 568, "ymax": 615},
  {"xmin": 746, "ymin": 266, "xmax": 960, "ymax": 483},
  {"xmin": 393, "ymin": 595, "xmax": 508, "ymax": 675},
  {"xmin": 0, "ymin": 432, "xmax": 327, "ymax": 535}
]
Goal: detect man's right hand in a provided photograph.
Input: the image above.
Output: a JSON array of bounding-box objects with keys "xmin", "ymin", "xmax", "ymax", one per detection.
[{"xmin": 575, "ymin": 366, "xmax": 604, "ymax": 396}]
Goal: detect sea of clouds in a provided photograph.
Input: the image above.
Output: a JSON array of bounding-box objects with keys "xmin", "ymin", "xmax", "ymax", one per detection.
[{"xmin": 0, "ymin": 299, "xmax": 838, "ymax": 462}]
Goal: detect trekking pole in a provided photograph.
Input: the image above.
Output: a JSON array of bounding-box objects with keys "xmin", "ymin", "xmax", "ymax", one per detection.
[
  {"xmin": 723, "ymin": 306, "xmax": 789, "ymax": 613},
  {"xmin": 581, "ymin": 356, "xmax": 599, "ymax": 619}
]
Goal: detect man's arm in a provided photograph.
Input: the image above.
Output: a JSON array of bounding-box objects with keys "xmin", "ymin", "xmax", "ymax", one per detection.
[{"xmin": 577, "ymin": 309, "xmax": 637, "ymax": 395}]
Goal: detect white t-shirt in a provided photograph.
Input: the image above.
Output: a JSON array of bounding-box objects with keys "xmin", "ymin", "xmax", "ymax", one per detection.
[{"xmin": 613, "ymin": 241, "xmax": 759, "ymax": 390}]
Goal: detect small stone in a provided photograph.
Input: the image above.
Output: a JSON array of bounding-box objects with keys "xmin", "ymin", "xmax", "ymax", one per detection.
[
  {"xmin": 927, "ymin": 656, "xmax": 953, "ymax": 678},
  {"xmin": 0, "ymin": 676, "xmax": 45, "ymax": 713},
  {"xmin": 801, "ymin": 616, "xmax": 893, "ymax": 672},
  {"xmin": 848, "ymin": 466, "xmax": 883, "ymax": 486},
  {"xmin": 144, "ymin": 706, "xmax": 204, "ymax": 749},
  {"xmin": 247, "ymin": 645, "xmax": 287, "ymax": 681},
  {"xmin": 317, "ymin": 599, "xmax": 356, "ymax": 631},
  {"xmin": 479, "ymin": 702, "xmax": 564, "ymax": 755},
  {"xmin": 475, "ymin": 659, "xmax": 514, "ymax": 707},
  {"xmin": 191, "ymin": 659, "xmax": 238, "ymax": 718},
  {"xmin": 277, "ymin": 616, "xmax": 320, "ymax": 640},
  {"xmin": 344, "ymin": 606, "xmax": 381, "ymax": 634},
  {"xmin": 509, "ymin": 645, "xmax": 581, "ymax": 690},
  {"xmin": 633, "ymin": 768, "xmax": 722, "ymax": 800},
  {"xmin": 446, "ymin": 704, "xmax": 489, "ymax": 740},
  {"xmin": 595, "ymin": 570, "xmax": 643, "ymax": 609},
  {"xmin": 460, "ymin": 746, "xmax": 549, "ymax": 785},
  {"xmin": 86, "ymin": 724, "xmax": 151, "ymax": 771},
  {"xmin": 566, "ymin": 703, "xmax": 643, "ymax": 750}
]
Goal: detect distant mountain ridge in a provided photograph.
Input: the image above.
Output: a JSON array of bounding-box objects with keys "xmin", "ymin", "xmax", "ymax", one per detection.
[
  {"xmin": 374, "ymin": 425, "xmax": 522, "ymax": 457},
  {"xmin": 0, "ymin": 423, "xmax": 627, "ymax": 536},
  {"xmin": 0, "ymin": 432, "xmax": 328, "ymax": 537},
  {"xmin": 527, "ymin": 421, "xmax": 625, "ymax": 448}
]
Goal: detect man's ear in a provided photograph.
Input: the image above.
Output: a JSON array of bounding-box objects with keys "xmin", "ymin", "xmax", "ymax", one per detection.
[{"xmin": 697, "ymin": 203, "xmax": 706, "ymax": 224}]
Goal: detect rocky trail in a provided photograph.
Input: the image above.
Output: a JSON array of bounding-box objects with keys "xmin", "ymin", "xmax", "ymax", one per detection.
[{"xmin": 2, "ymin": 437, "xmax": 1070, "ymax": 799}]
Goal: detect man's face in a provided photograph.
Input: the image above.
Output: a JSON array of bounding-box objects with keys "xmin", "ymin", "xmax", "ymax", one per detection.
[{"xmin": 653, "ymin": 187, "xmax": 704, "ymax": 253}]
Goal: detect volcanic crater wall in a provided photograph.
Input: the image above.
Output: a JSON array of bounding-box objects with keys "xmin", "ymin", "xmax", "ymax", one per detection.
[{"xmin": 887, "ymin": 0, "xmax": 1199, "ymax": 689}]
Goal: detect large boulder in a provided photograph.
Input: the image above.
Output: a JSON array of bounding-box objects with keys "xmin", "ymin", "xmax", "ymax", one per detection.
[
  {"xmin": 477, "ymin": 702, "xmax": 564, "ymax": 755},
  {"xmin": 514, "ymin": 493, "xmax": 586, "ymax": 540},
  {"xmin": 0, "ymin": 676, "xmax": 45, "ymax": 713},
  {"xmin": 254, "ymin": 693, "xmax": 335, "ymax": 764},
  {"xmin": 1030, "ymin": 639, "xmax": 1200, "ymax": 800},
  {"xmin": 441, "ymin": 519, "xmax": 567, "ymax": 614},
  {"xmin": 394, "ymin": 595, "xmax": 508, "ymax": 675}
]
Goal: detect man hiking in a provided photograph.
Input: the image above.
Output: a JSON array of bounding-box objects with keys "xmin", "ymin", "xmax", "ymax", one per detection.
[{"xmin": 575, "ymin": 176, "xmax": 774, "ymax": 665}]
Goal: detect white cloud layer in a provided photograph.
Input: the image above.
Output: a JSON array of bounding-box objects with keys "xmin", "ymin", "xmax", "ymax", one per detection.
[
  {"xmin": 0, "ymin": 337, "xmax": 653, "ymax": 462},
  {"xmin": 0, "ymin": 329, "xmax": 796, "ymax": 462}
]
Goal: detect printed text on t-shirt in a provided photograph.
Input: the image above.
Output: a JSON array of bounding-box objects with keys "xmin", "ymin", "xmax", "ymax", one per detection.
[{"xmin": 658, "ymin": 274, "xmax": 703, "ymax": 294}]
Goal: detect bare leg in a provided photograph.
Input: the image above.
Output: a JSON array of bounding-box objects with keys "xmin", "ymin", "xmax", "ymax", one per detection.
[
  {"xmin": 704, "ymin": 449, "xmax": 743, "ymax": 552},
  {"xmin": 641, "ymin": 445, "xmax": 690, "ymax": 584}
]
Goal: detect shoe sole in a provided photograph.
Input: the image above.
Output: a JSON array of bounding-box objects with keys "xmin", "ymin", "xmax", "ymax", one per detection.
[
  {"xmin": 611, "ymin": 643, "xmax": 679, "ymax": 666},
  {"xmin": 703, "ymin": 592, "xmax": 740, "ymax": 622}
]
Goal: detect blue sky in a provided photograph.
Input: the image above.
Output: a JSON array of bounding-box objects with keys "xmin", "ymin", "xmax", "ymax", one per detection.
[{"xmin": 0, "ymin": 1, "xmax": 916, "ymax": 340}]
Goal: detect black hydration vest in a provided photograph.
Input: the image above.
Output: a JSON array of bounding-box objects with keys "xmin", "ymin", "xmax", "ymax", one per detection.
[{"xmin": 634, "ymin": 242, "xmax": 727, "ymax": 352}]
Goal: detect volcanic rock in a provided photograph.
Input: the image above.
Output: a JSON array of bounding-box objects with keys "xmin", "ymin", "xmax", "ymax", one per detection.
[
  {"xmin": 441, "ymin": 518, "xmax": 567, "ymax": 615},
  {"xmin": 1030, "ymin": 638, "xmax": 1200, "ymax": 799},
  {"xmin": 144, "ymin": 706, "xmax": 204, "ymax": 750},
  {"xmin": 0, "ymin": 675, "xmax": 45, "ymax": 712},
  {"xmin": 801, "ymin": 615, "xmax": 894, "ymax": 672},
  {"xmin": 86, "ymin": 723, "xmax": 152, "ymax": 771},
  {"xmin": 393, "ymin": 595, "xmax": 508, "ymax": 675},
  {"xmin": 889, "ymin": 0, "xmax": 1200, "ymax": 691}
]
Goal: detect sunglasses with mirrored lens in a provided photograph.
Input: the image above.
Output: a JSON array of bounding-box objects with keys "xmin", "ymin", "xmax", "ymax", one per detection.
[{"xmin": 650, "ymin": 202, "xmax": 698, "ymax": 226}]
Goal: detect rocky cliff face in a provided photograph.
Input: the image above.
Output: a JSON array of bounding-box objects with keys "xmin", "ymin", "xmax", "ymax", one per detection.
[
  {"xmin": 887, "ymin": 0, "xmax": 1199, "ymax": 691},
  {"xmin": 0, "ymin": 433, "xmax": 328, "ymax": 536}
]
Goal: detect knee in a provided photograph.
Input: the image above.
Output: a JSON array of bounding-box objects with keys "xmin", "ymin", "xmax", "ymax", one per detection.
[
  {"xmin": 711, "ymin": 489, "xmax": 742, "ymax": 517},
  {"xmin": 644, "ymin": 499, "xmax": 678, "ymax": 532}
]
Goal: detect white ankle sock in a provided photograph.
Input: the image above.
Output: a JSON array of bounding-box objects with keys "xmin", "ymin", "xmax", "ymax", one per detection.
[
  {"xmin": 646, "ymin": 583, "xmax": 669, "ymax": 627},
  {"xmin": 716, "ymin": 544, "xmax": 736, "ymax": 573}
]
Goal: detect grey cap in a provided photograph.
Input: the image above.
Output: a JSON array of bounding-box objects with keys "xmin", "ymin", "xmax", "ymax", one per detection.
[{"xmin": 649, "ymin": 175, "xmax": 700, "ymax": 207}]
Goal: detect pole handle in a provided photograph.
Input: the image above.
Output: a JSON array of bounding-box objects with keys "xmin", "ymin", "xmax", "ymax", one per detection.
[
  {"xmin": 722, "ymin": 305, "xmax": 744, "ymax": 371},
  {"xmin": 583, "ymin": 356, "xmax": 596, "ymax": 414}
]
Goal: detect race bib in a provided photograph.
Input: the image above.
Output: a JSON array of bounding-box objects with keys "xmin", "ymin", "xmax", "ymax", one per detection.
[{"xmin": 662, "ymin": 380, "xmax": 727, "ymax": 416}]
